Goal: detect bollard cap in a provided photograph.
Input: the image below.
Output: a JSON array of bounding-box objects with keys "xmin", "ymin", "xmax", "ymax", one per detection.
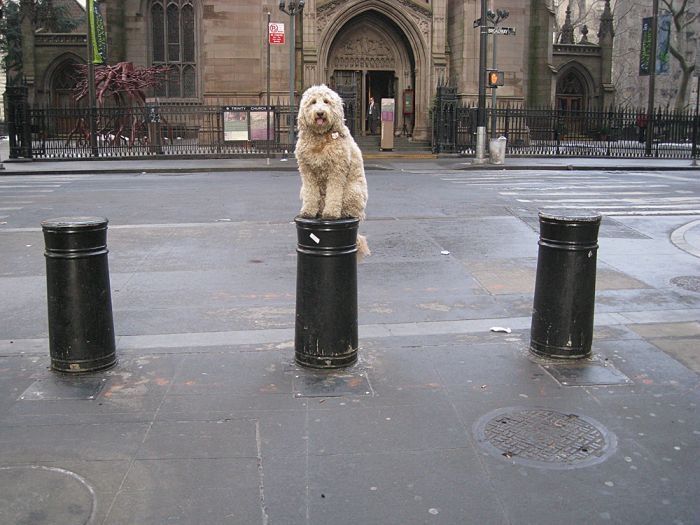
[
  {"xmin": 41, "ymin": 217, "xmax": 108, "ymax": 232},
  {"xmin": 42, "ymin": 217, "xmax": 109, "ymax": 257},
  {"xmin": 538, "ymin": 209, "xmax": 601, "ymax": 248},
  {"xmin": 538, "ymin": 209, "xmax": 601, "ymax": 223},
  {"xmin": 295, "ymin": 216, "xmax": 359, "ymax": 256}
]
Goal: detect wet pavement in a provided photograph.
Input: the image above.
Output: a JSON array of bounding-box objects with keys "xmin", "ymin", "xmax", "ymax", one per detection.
[{"xmin": 0, "ymin": 160, "xmax": 698, "ymax": 524}]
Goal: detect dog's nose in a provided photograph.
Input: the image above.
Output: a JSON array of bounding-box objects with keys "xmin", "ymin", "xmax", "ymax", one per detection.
[{"xmin": 316, "ymin": 110, "xmax": 326, "ymax": 118}]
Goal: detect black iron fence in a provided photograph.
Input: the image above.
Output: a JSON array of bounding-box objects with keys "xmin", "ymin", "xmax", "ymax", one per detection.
[
  {"xmin": 7, "ymin": 88, "xmax": 699, "ymax": 160},
  {"xmin": 433, "ymin": 100, "xmax": 699, "ymax": 159},
  {"xmin": 8, "ymin": 101, "xmax": 297, "ymax": 159}
]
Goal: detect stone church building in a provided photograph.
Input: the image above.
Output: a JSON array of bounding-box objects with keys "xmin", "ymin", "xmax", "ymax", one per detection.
[{"xmin": 17, "ymin": 0, "xmax": 615, "ymax": 141}]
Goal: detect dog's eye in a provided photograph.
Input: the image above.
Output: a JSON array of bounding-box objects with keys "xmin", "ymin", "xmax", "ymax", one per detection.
[
  {"xmin": 309, "ymin": 99, "xmax": 316, "ymax": 105},
  {"xmin": 323, "ymin": 99, "xmax": 329, "ymax": 104}
]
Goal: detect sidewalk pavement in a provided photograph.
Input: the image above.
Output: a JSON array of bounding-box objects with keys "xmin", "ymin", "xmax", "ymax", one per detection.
[
  {"xmin": 0, "ymin": 157, "xmax": 699, "ymax": 524},
  {"xmin": 1, "ymin": 151, "xmax": 698, "ymax": 175}
]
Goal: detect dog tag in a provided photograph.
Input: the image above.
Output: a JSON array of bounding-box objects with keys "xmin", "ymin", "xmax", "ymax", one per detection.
[
  {"xmin": 309, "ymin": 233, "xmax": 320, "ymax": 244},
  {"xmin": 331, "ymin": 132, "xmax": 339, "ymax": 139}
]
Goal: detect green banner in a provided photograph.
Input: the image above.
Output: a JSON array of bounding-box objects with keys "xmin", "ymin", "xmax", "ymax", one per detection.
[
  {"xmin": 88, "ymin": 0, "xmax": 107, "ymax": 64},
  {"xmin": 639, "ymin": 14, "xmax": 672, "ymax": 76}
]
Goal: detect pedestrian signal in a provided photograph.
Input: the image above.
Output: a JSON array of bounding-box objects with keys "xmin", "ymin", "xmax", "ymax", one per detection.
[{"xmin": 487, "ymin": 70, "xmax": 504, "ymax": 87}]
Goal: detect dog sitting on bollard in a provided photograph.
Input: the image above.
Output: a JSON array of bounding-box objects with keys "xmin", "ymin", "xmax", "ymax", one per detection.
[{"xmin": 295, "ymin": 84, "xmax": 370, "ymax": 257}]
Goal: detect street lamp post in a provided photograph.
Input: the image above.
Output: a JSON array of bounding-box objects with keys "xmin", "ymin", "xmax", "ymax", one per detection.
[
  {"xmin": 279, "ymin": 0, "xmax": 305, "ymax": 147},
  {"xmin": 487, "ymin": 9, "xmax": 509, "ymax": 139}
]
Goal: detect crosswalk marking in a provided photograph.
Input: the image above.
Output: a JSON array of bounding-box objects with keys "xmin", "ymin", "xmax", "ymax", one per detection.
[
  {"xmin": 0, "ymin": 175, "xmax": 93, "ymax": 224},
  {"xmin": 439, "ymin": 171, "xmax": 700, "ymax": 216}
]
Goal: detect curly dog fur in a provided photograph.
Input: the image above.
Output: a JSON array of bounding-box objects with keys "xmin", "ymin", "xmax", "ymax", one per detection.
[{"xmin": 295, "ymin": 84, "xmax": 370, "ymax": 257}]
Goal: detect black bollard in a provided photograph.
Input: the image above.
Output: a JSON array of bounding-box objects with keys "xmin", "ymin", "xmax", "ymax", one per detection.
[
  {"xmin": 42, "ymin": 217, "xmax": 117, "ymax": 373},
  {"xmin": 294, "ymin": 217, "xmax": 359, "ymax": 369},
  {"xmin": 530, "ymin": 211, "xmax": 602, "ymax": 359}
]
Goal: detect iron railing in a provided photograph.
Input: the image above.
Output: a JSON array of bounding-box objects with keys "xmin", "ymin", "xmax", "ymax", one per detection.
[
  {"xmin": 10, "ymin": 103, "xmax": 298, "ymax": 159},
  {"xmin": 443, "ymin": 104, "xmax": 699, "ymax": 159},
  {"xmin": 7, "ymin": 95, "xmax": 699, "ymax": 160}
]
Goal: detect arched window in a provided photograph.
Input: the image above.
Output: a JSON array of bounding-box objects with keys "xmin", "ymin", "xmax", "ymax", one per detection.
[{"xmin": 151, "ymin": 0, "xmax": 197, "ymax": 98}]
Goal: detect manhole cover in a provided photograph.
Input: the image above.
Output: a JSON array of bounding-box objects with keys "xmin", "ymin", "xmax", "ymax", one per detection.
[
  {"xmin": 671, "ymin": 276, "xmax": 700, "ymax": 293},
  {"xmin": 474, "ymin": 407, "xmax": 616, "ymax": 469},
  {"xmin": 0, "ymin": 466, "xmax": 96, "ymax": 524}
]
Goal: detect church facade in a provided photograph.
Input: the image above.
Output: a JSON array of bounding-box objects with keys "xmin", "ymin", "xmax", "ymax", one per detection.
[{"xmin": 17, "ymin": 0, "xmax": 615, "ymax": 141}]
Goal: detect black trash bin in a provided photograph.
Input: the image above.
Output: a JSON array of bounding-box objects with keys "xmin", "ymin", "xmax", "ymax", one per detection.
[
  {"xmin": 530, "ymin": 211, "xmax": 602, "ymax": 359},
  {"xmin": 42, "ymin": 217, "xmax": 117, "ymax": 372},
  {"xmin": 294, "ymin": 217, "xmax": 359, "ymax": 369}
]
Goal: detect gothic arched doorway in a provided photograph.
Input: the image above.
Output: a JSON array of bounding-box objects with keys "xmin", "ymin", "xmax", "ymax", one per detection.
[
  {"xmin": 49, "ymin": 58, "xmax": 83, "ymax": 108},
  {"xmin": 556, "ymin": 67, "xmax": 589, "ymax": 112},
  {"xmin": 326, "ymin": 11, "xmax": 415, "ymax": 137}
]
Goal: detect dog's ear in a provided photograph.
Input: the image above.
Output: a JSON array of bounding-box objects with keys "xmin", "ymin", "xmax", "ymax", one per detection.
[{"xmin": 328, "ymin": 90, "xmax": 348, "ymax": 135}]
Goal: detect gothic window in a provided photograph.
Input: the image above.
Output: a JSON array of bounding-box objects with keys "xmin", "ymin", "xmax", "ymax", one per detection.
[{"xmin": 150, "ymin": 0, "xmax": 197, "ymax": 98}]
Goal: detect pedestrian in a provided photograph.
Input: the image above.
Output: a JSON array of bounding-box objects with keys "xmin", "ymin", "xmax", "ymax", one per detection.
[
  {"xmin": 636, "ymin": 113, "xmax": 647, "ymax": 144},
  {"xmin": 367, "ymin": 97, "xmax": 378, "ymax": 135}
]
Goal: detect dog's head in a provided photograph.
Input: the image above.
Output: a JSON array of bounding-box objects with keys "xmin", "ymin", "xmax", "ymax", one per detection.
[{"xmin": 297, "ymin": 85, "xmax": 345, "ymax": 136}]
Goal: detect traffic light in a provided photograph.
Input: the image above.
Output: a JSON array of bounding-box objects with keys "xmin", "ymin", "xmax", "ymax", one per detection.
[{"xmin": 487, "ymin": 70, "xmax": 504, "ymax": 88}]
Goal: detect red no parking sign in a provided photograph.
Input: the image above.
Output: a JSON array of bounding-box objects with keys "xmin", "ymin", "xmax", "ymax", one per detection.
[{"xmin": 269, "ymin": 23, "xmax": 285, "ymax": 45}]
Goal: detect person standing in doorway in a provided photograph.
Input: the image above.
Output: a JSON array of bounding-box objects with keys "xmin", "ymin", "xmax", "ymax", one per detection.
[{"xmin": 367, "ymin": 97, "xmax": 378, "ymax": 135}]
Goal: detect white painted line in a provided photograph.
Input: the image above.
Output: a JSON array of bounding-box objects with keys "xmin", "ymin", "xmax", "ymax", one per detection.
[
  {"xmin": 501, "ymin": 191, "xmax": 664, "ymax": 196},
  {"xmin": 0, "ymin": 185, "xmax": 62, "ymax": 188},
  {"xmin": 527, "ymin": 203, "xmax": 700, "ymax": 210},
  {"xmin": 603, "ymin": 210, "xmax": 700, "ymax": 216},
  {"xmin": 518, "ymin": 197, "xmax": 700, "ymax": 204}
]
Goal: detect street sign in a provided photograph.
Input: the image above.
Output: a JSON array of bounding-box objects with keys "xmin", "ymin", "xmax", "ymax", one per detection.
[
  {"xmin": 268, "ymin": 22, "xmax": 285, "ymax": 45},
  {"xmin": 486, "ymin": 27, "xmax": 516, "ymax": 35}
]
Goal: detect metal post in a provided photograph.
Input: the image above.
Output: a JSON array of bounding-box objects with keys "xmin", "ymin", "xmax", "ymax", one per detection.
[
  {"xmin": 693, "ymin": 76, "xmax": 699, "ymax": 165},
  {"xmin": 42, "ymin": 217, "xmax": 117, "ymax": 373},
  {"xmin": 266, "ymin": 9, "xmax": 271, "ymax": 164},
  {"xmin": 279, "ymin": 1, "xmax": 304, "ymax": 148},
  {"xmin": 288, "ymin": 12, "xmax": 295, "ymax": 145},
  {"xmin": 530, "ymin": 211, "xmax": 602, "ymax": 359},
  {"xmin": 475, "ymin": 0, "xmax": 488, "ymax": 163},
  {"xmin": 645, "ymin": 0, "xmax": 659, "ymax": 157},
  {"xmin": 491, "ymin": 31, "xmax": 498, "ymax": 139},
  {"xmin": 86, "ymin": 0, "xmax": 99, "ymax": 157},
  {"xmin": 294, "ymin": 217, "xmax": 359, "ymax": 369}
]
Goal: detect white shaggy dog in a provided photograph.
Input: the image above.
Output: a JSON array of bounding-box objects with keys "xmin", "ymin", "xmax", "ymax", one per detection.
[{"xmin": 295, "ymin": 84, "xmax": 370, "ymax": 257}]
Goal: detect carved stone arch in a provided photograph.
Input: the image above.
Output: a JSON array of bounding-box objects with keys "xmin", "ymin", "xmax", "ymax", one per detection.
[
  {"xmin": 42, "ymin": 53, "xmax": 85, "ymax": 107},
  {"xmin": 315, "ymin": 1, "xmax": 431, "ymax": 140},
  {"xmin": 556, "ymin": 61, "xmax": 596, "ymax": 111}
]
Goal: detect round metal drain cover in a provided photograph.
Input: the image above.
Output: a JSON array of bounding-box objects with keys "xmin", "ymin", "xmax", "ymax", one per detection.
[
  {"xmin": 474, "ymin": 407, "xmax": 616, "ymax": 469},
  {"xmin": 671, "ymin": 276, "xmax": 700, "ymax": 293}
]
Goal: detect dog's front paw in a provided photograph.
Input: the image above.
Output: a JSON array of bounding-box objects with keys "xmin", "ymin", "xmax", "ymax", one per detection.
[
  {"xmin": 299, "ymin": 208, "xmax": 318, "ymax": 219},
  {"xmin": 320, "ymin": 211, "xmax": 341, "ymax": 220}
]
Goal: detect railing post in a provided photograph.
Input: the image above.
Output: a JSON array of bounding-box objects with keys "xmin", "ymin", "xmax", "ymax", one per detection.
[
  {"xmin": 692, "ymin": 110, "xmax": 699, "ymax": 161},
  {"xmin": 606, "ymin": 108, "xmax": 612, "ymax": 157},
  {"xmin": 555, "ymin": 109, "xmax": 561, "ymax": 155}
]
